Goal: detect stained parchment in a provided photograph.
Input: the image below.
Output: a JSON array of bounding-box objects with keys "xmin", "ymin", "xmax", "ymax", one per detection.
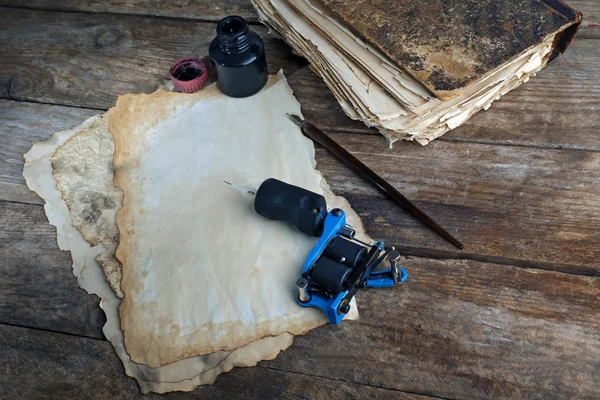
[
  {"xmin": 23, "ymin": 71, "xmax": 364, "ymax": 392},
  {"xmin": 23, "ymin": 116, "xmax": 295, "ymax": 394},
  {"xmin": 51, "ymin": 117, "xmax": 124, "ymax": 297},
  {"xmin": 111, "ymin": 71, "xmax": 363, "ymax": 368}
]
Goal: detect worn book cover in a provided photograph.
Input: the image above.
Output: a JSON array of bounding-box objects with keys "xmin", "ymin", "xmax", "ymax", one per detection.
[{"xmin": 319, "ymin": 0, "xmax": 582, "ymax": 100}]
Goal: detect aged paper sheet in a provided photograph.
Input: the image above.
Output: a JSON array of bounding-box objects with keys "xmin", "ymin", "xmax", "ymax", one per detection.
[
  {"xmin": 23, "ymin": 116, "xmax": 295, "ymax": 393},
  {"xmin": 111, "ymin": 71, "xmax": 363, "ymax": 367},
  {"xmin": 23, "ymin": 71, "xmax": 363, "ymax": 391}
]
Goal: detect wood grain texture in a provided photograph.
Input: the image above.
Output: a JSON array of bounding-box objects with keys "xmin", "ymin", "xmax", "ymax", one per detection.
[
  {"xmin": 0, "ymin": 1, "xmax": 260, "ymax": 22},
  {"xmin": 569, "ymin": 0, "xmax": 600, "ymax": 27},
  {"xmin": 267, "ymin": 256, "xmax": 600, "ymax": 399},
  {"xmin": 0, "ymin": 8, "xmax": 304, "ymax": 109},
  {"xmin": 0, "ymin": 100, "xmax": 99, "ymax": 204},
  {"xmin": 314, "ymin": 134, "xmax": 600, "ymax": 274},
  {"xmin": 1, "ymin": 1, "xmax": 599, "ymax": 397},
  {"xmin": 0, "ymin": 0, "xmax": 596, "ymax": 29},
  {"xmin": 0, "ymin": 324, "xmax": 433, "ymax": 399},
  {"xmin": 0, "ymin": 202, "xmax": 105, "ymax": 338}
]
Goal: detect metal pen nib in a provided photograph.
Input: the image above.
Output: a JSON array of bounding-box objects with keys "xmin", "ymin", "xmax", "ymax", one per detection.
[
  {"xmin": 223, "ymin": 181, "xmax": 257, "ymax": 196},
  {"xmin": 287, "ymin": 113, "xmax": 304, "ymax": 127}
]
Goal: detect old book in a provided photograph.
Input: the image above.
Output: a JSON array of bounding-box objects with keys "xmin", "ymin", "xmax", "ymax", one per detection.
[
  {"xmin": 320, "ymin": 0, "xmax": 581, "ymax": 100},
  {"xmin": 250, "ymin": 0, "xmax": 581, "ymax": 144}
]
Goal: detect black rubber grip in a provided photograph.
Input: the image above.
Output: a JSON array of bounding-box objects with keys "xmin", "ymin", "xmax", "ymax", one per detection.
[{"xmin": 254, "ymin": 178, "xmax": 327, "ymax": 237}]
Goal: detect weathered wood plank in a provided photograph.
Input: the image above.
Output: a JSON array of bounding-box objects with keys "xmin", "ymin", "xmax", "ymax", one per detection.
[
  {"xmin": 0, "ymin": 0, "xmax": 597, "ymax": 28},
  {"xmin": 0, "ymin": 202, "xmax": 105, "ymax": 338},
  {"xmin": 0, "ymin": 100, "xmax": 99, "ymax": 204},
  {"xmin": 315, "ymin": 134, "xmax": 600, "ymax": 273},
  {"xmin": 0, "ymin": 8, "xmax": 597, "ymax": 150},
  {"xmin": 0, "ymin": 324, "xmax": 431, "ymax": 400},
  {"xmin": 0, "ymin": 1, "xmax": 260, "ymax": 22},
  {"xmin": 289, "ymin": 37, "xmax": 600, "ymax": 151},
  {"xmin": 0, "ymin": 8, "xmax": 304, "ymax": 109},
  {"xmin": 2, "ymin": 103, "xmax": 599, "ymax": 271},
  {"xmin": 268, "ymin": 257, "xmax": 600, "ymax": 399},
  {"xmin": 570, "ymin": 0, "xmax": 600, "ymax": 26}
]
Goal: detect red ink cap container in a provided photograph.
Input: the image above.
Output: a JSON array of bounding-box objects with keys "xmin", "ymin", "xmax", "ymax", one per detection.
[{"xmin": 170, "ymin": 57, "xmax": 209, "ymax": 93}]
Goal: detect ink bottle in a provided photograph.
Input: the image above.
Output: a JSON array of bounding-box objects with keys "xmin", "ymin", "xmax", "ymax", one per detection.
[{"xmin": 209, "ymin": 16, "xmax": 268, "ymax": 98}]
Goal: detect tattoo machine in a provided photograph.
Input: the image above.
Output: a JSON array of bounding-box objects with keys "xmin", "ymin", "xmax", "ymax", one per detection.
[{"xmin": 225, "ymin": 178, "xmax": 407, "ymax": 325}]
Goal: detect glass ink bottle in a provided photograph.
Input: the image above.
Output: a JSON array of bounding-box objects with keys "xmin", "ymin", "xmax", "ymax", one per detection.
[{"xmin": 209, "ymin": 16, "xmax": 268, "ymax": 98}]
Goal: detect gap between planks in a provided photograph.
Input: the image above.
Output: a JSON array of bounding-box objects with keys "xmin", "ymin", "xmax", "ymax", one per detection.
[
  {"xmin": 0, "ymin": 320, "xmax": 107, "ymax": 342},
  {"xmin": 1, "ymin": 96, "xmax": 107, "ymax": 112},
  {"xmin": 257, "ymin": 365, "xmax": 451, "ymax": 400},
  {"xmin": 0, "ymin": 3, "xmax": 597, "ymax": 35},
  {"xmin": 0, "ymin": 321, "xmax": 447, "ymax": 399},
  {"xmin": 0, "ymin": 4, "xmax": 261, "ymax": 24},
  {"xmin": 394, "ymin": 245, "xmax": 600, "ymax": 278},
  {"xmin": 323, "ymin": 129, "xmax": 600, "ymax": 153}
]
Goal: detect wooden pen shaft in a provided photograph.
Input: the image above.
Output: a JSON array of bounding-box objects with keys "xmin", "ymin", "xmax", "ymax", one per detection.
[{"xmin": 301, "ymin": 122, "xmax": 464, "ymax": 249}]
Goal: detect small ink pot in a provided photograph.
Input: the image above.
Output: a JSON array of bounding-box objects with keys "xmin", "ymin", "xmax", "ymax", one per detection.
[{"xmin": 209, "ymin": 16, "xmax": 268, "ymax": 98}]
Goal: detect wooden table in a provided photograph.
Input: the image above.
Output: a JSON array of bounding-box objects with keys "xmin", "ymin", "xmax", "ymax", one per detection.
[{"xmin": 1, "ymin": 1, "xmax": 599, "ymax": 398}]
